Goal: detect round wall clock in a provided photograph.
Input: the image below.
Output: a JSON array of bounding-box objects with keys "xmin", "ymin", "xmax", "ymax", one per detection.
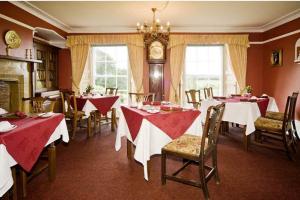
[
  {"xmin": 5, "ymin": 30, "xmax": 21, "ymax": 49},
  {"xmin": 149, "ymin": 41, "xmax": 164, "ymax": 60}
]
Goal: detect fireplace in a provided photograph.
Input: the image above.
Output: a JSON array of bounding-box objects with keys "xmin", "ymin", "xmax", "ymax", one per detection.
[{"xmin": 0, "ymin": 58, "xmax": 32, "ymax": 113}]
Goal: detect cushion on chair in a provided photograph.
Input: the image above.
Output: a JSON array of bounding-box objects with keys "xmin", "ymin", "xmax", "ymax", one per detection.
[
  {"xmin": 65, "ymin": 110, "xmax": 85, "ymax": 119},
  {"xmin": 254, "ymin": 117, "xmax": 283, "ymax": 133},
  {"xmin": 265, "ymin": 111, "xmax": 284, "ymax": 121},
  {"xmin": 162, "ymin": 134, "xmax": 208, "ymax": 157}
]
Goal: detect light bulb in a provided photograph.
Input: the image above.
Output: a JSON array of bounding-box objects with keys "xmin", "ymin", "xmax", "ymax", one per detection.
[
  {"xmin": 156, "ymin": 19, "xmax": 160, "ymax": 23},
  {"xmin": 166, "ymin": 21, "xmax": 170, "ymax": 26},
  {"xmin": 137, "ymin": 22, "xmax": 140, "ymax": 27}
]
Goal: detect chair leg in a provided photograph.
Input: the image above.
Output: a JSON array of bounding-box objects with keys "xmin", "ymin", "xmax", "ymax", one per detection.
[
  {"xmin": 161, "ymin": 152, "xmax": 166, "ymax": 185},
  {"xmin": 48, "ymin": 143, "xmax": 56, "ymax": 181},
  {"xmin": 199, "ymin": 164, "xmax": 210, "ymax": 200},
  {"xmin": 87, "ymin": 116, "xmax": 92, "ymax": 138},
  {"xmin": 12, "ymin": 167, "xmax": 17, "ymax": 200},
  {"xmin": 212, "ymin": 148, "xmax": 220, "ymax": 184},
  {"xmin": 72, "ymin": 117, "xmax": 78, "ymax": 139},
  {"xmin": 111, "ymin": 108, "xmax": 116, "ymax": 132}
]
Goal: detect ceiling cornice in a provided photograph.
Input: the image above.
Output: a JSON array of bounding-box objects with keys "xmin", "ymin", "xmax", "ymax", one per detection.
[
  {"xmin": 9, "ymin": 1, "xmax": 72, "ymax": 33},
  {"xmin": 8, "ymin": 1, "xmax": 300, "ymax": 34}
]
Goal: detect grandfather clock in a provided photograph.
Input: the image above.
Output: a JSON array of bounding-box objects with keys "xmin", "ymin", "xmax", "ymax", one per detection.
[{"xmin": 145, "ymin": 34, "xmax": 168, "ymax": 101}]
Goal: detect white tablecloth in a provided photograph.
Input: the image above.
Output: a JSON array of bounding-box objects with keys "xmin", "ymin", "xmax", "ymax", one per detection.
[
  {"xmin": 0, "ymin": 119, "xmax": 69, "ymax": 197},
  {"xmin": 115, "ymin": 110, "xmax": 203, "ymax": 180},
  {"xmin": 81, "ymin": 96, "xmax": 120, "ymax": 117},
  {"xmin": 199, "ymin": 98, "xmax": 279, "ymax": 135}
]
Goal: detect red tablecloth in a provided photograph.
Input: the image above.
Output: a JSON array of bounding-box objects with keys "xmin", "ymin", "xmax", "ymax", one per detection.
[
  {"xmin": 121, "ymin": 106, "xmax": 200, "ymax": 141},
  {"xmin": 75, "ymin": 96, "xmax": 119, "ymax": 115},
  {"xmin": 0, "ymin": 114, "xmax": 64, "ymax": 172}
]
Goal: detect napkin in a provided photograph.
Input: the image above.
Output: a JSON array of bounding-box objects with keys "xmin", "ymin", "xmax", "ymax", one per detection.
[
  {"xmin": 0, "ymin": 121, "xmax": 13, "ymax": 131},
  {"xmin": 0, "ymin": 108, "xmax": 8, "ymax": 115}
]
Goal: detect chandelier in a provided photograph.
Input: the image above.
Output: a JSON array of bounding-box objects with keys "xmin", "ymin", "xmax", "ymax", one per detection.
[{"xmin": 136, "ymin": 8, "xmax": 170, "ymax": 42}]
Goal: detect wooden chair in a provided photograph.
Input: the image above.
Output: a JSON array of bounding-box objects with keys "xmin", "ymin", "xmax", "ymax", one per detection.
[
  {"xmin": 22, "ymin": 96, "xmax": 56, "ymax": 113},
  {"xmin": 105, "ymin": 87, "xmax": 118, "ymax": 95},
  {"xmin": 253, "ymin": 95, "xmax": 297, "ymax": 160},
  {"xmin": 185, "ymin": 89, "xmax": 201, "ymax": 109},
  {"xmin": 60, "ymin": 90, "xmax": 91, "ymax": 139},
  {"xmin": 161, "ymin": 103, "xmax": 225, "ymax": 200},
  {"xmin": 264, "ymin": 92, "xmax": 299, "ymax": 141},
  {"xmin": 19, "ymin": 97, "xmax": 57, "ymax": 198},
  {"xmin": 128, "ymin": 92, "xmax": 155, "ymax": 104},
  {"xmin": 93, "ymin": 87, "xmax": 118, "ymax": 133},
  {"xmin": 204, "ymin": 87, "xmax": 214, "ymax": 99}
]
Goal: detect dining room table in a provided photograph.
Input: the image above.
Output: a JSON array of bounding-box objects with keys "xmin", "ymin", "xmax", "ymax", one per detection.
[
  {"xmin": 115, "ymin": 104, "xmax": 202, "ymax": 180},
  {"xmin": 73, "ymin": 94, "xmax": 120, "ymax": 131},
  {"xmin": 199, "ymin": 96, "xmax": 278, "ymax": 150},
  {"xmin": 0, "ymin": 113, "xmax": 69, "ymax": 198}
]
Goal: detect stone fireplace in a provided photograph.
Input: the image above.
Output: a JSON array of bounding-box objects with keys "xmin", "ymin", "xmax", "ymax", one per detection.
[{"xmin": 0, "ymin": 59, "xmax": 32, "ymax": 113}]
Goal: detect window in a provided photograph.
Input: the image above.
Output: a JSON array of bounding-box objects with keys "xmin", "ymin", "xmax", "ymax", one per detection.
[
  {"xmin": 92, "ymin": 46, "xmax": 129, "ymax": 103},
  {"xmin": 184, "ymin": 45, "xmax": 237, "ymax": 101}
]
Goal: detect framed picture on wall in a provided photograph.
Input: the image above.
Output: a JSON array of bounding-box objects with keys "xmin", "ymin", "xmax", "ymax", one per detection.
[{"xmin": 270, "ymin": 49, "xmax": 282, "ymax": 66}]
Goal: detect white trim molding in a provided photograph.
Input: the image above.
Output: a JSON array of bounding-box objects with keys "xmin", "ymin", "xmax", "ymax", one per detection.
[
  {"xmin": 250, "ymin": 29, "xmax": 300, "ymax": 45},
  {"xmin": 0, "ymin": 13, "xmax": 34, "ymax": 30},
  {"xmin": 7, "ymin": 1, "xmax": 300, "ymax": 34},
  {"xmin": 9, "ymin": 1, "xmax": 71, "ymax": 33}
]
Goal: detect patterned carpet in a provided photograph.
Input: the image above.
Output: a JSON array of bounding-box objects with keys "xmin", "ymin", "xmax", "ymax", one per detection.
[{"xmin": 23, "ymin": 126, "xmax": 300, "ymax": 200}]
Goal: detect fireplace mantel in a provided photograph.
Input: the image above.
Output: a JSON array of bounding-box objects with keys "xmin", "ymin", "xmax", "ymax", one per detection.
[{"xmin": 0, "ymin": 55, "xmax": 42, "ymax": 63}]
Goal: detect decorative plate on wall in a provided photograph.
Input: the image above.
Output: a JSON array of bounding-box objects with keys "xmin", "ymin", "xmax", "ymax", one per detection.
[{"xmin": 5, "ymin": 30, "xmax": 21, "ymax": 49}]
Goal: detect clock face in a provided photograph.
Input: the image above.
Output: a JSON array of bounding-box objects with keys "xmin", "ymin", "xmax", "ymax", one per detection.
[{"xmin": 149, "ymin": 41, "xmax": 164, "ymax": 60}]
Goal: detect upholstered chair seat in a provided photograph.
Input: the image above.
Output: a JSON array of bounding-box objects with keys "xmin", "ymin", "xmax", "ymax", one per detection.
[
  {"xmin": 163, "ymin": 134, "xmax": 208, "ymax": 157},
  {"xmin": 254, "ymin": 117, "xmax": 284, "ymax": 134},
  {"xmin": 265, "ymin": 111, "xmax": 284, "ymax": 121}
]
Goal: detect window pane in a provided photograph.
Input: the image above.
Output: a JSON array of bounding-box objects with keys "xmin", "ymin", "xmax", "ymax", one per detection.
[
  {"xmin": 117, "ymin": 77, "xmax": 128, "ymax": 90},
  {"xmin": 95, "ymin": 77, "xmax": 105, "ymax": 91},
  {"xmin": 106, "ymin": 77, "xmax": 116, "ymax": 88},
  {"xmin": 116, "ymin": 61, "xmax": 128, "ymax": 75},
  {"xmin": 106, "ymin": 62, "xmax": 116, "ymax": 75},
  {"xmin": 95, "ymin": 50, "xmax": 106, "ymax": 60},
  {"xmin": 96, "ymin": 62, "xmax": 105, "ymax": 75}
]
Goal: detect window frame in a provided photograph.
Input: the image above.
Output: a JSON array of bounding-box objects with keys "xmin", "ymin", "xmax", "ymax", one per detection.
[{"xmin": 91, "ymin": 45, "xmax": 131, "ymax": 103}]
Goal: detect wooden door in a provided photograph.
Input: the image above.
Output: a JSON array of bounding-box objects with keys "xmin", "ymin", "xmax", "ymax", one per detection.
[{"xmin": 149, "ymin": 64, "xmax": 164, "ymax": 101}]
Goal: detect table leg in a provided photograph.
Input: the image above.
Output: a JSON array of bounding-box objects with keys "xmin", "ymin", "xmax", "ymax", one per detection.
[
  {"xmin": 111, "ymin": 108, "xmax": 116, "ymax": 132},
  {"xmin": 147, "ymin": 160, "xmax": 151, "ymax": 179},
  {"xmin": 127, "ymin": 139, "xmax": 133, "ymax": 160},
  {"xmin": 48, "ymin": 142, "xmax": 56, "ymax": 181},
  {"xmin": 11, "ymin": 167, "xmax": 17, "ymax": 200},
  {"xmin": 243, "ymin": 127, "xmax": 249, "ymax": 151}
]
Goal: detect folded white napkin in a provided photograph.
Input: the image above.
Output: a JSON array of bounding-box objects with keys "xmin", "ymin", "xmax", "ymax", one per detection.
[
  {"xmin": 250, "ymin": 96, "xmax": 258, "ymax": 99},
  {"xmin": 0, "ymin": 108, "xmax": 8, "ymax": 115},
  {"xmin": 0, "ymin": 121, "xmax": 13, "ymax": 131}
]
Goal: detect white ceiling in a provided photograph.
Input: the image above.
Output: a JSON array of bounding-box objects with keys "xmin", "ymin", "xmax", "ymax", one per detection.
[{"xmin": 19, "ymin": 1, "xmax": 300, "ymax": 33}]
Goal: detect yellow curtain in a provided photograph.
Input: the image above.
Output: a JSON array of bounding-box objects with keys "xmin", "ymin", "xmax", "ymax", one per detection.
[
  {"xmin": 128, "ymin": 44, "xmax": 144, "ymax": 92},
  {"xmin": 69, "ymin": 44, "xmax": 89, "ymax": 93},
  {"xmin": 66, "ymin": 34, "xmax": 144, "ymax": 93},
  {"xmin": 227, "ymin": 44, "xmax": 247, "ymax": 91},
  {"xmin": 169, "ymin": 44, "xmax": 186, "ymax": 103}
]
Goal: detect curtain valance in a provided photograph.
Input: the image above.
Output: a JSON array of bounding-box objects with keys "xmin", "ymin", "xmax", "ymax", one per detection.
[{"xmin": 168, "ymin": 34, "xmax": 249, "ymax": 48}]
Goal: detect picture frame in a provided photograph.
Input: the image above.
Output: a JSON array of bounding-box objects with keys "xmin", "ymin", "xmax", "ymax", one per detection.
[{"xmin": 270, "ymin": 49, "xmax": 282, "ymax": 66}]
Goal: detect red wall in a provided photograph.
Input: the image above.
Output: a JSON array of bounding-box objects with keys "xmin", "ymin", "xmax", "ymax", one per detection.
[
  {"xmin": 0, "ymin": 18, "xmax": 33, "ymax": 58},
  {"xmin": 58, "ymin": 49, "xmax": 72, "ymax": 90},
  {"xmin": 262, "ymin": 33, "xmax": 300, "ymax": 118}
]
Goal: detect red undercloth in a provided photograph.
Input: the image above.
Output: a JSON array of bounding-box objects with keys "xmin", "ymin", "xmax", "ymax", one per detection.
[
  {"xmin": 121, "ymin": 106, "xmax": 200, "ymax": 141},
  {"xmin": 75, "ymin": 96, "xmax": 119, "ymax": 115}
]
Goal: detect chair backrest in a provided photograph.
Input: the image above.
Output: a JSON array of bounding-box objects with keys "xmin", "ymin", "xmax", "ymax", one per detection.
[
  {"xmin": 292, "ymin": 91, "xmax": 299, "ymax": 119},
  {"xmin": 204, "ymin": 87, "xmax": 214, "ymax": 99},
  {"xmin": 105, "ymin": 88, "xmax": 118, "ymax": 95},
  {"xmin": 128, "ymin": 92, "xmax": 155, "ymax": 103},
  {"xmin": 22, "ymin": 97, "xmax": 56, "ymax": 113},
  {"xmin": 185, "ymin": 90, "xmax": 201, "ymax": 109},
  {"xmin": 200, "ymin": 103, "xmax": 225, "ymax": 158},
  {"xmin": 60, "ymin": 90, "xmax": 77, "ymax": 115}
]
